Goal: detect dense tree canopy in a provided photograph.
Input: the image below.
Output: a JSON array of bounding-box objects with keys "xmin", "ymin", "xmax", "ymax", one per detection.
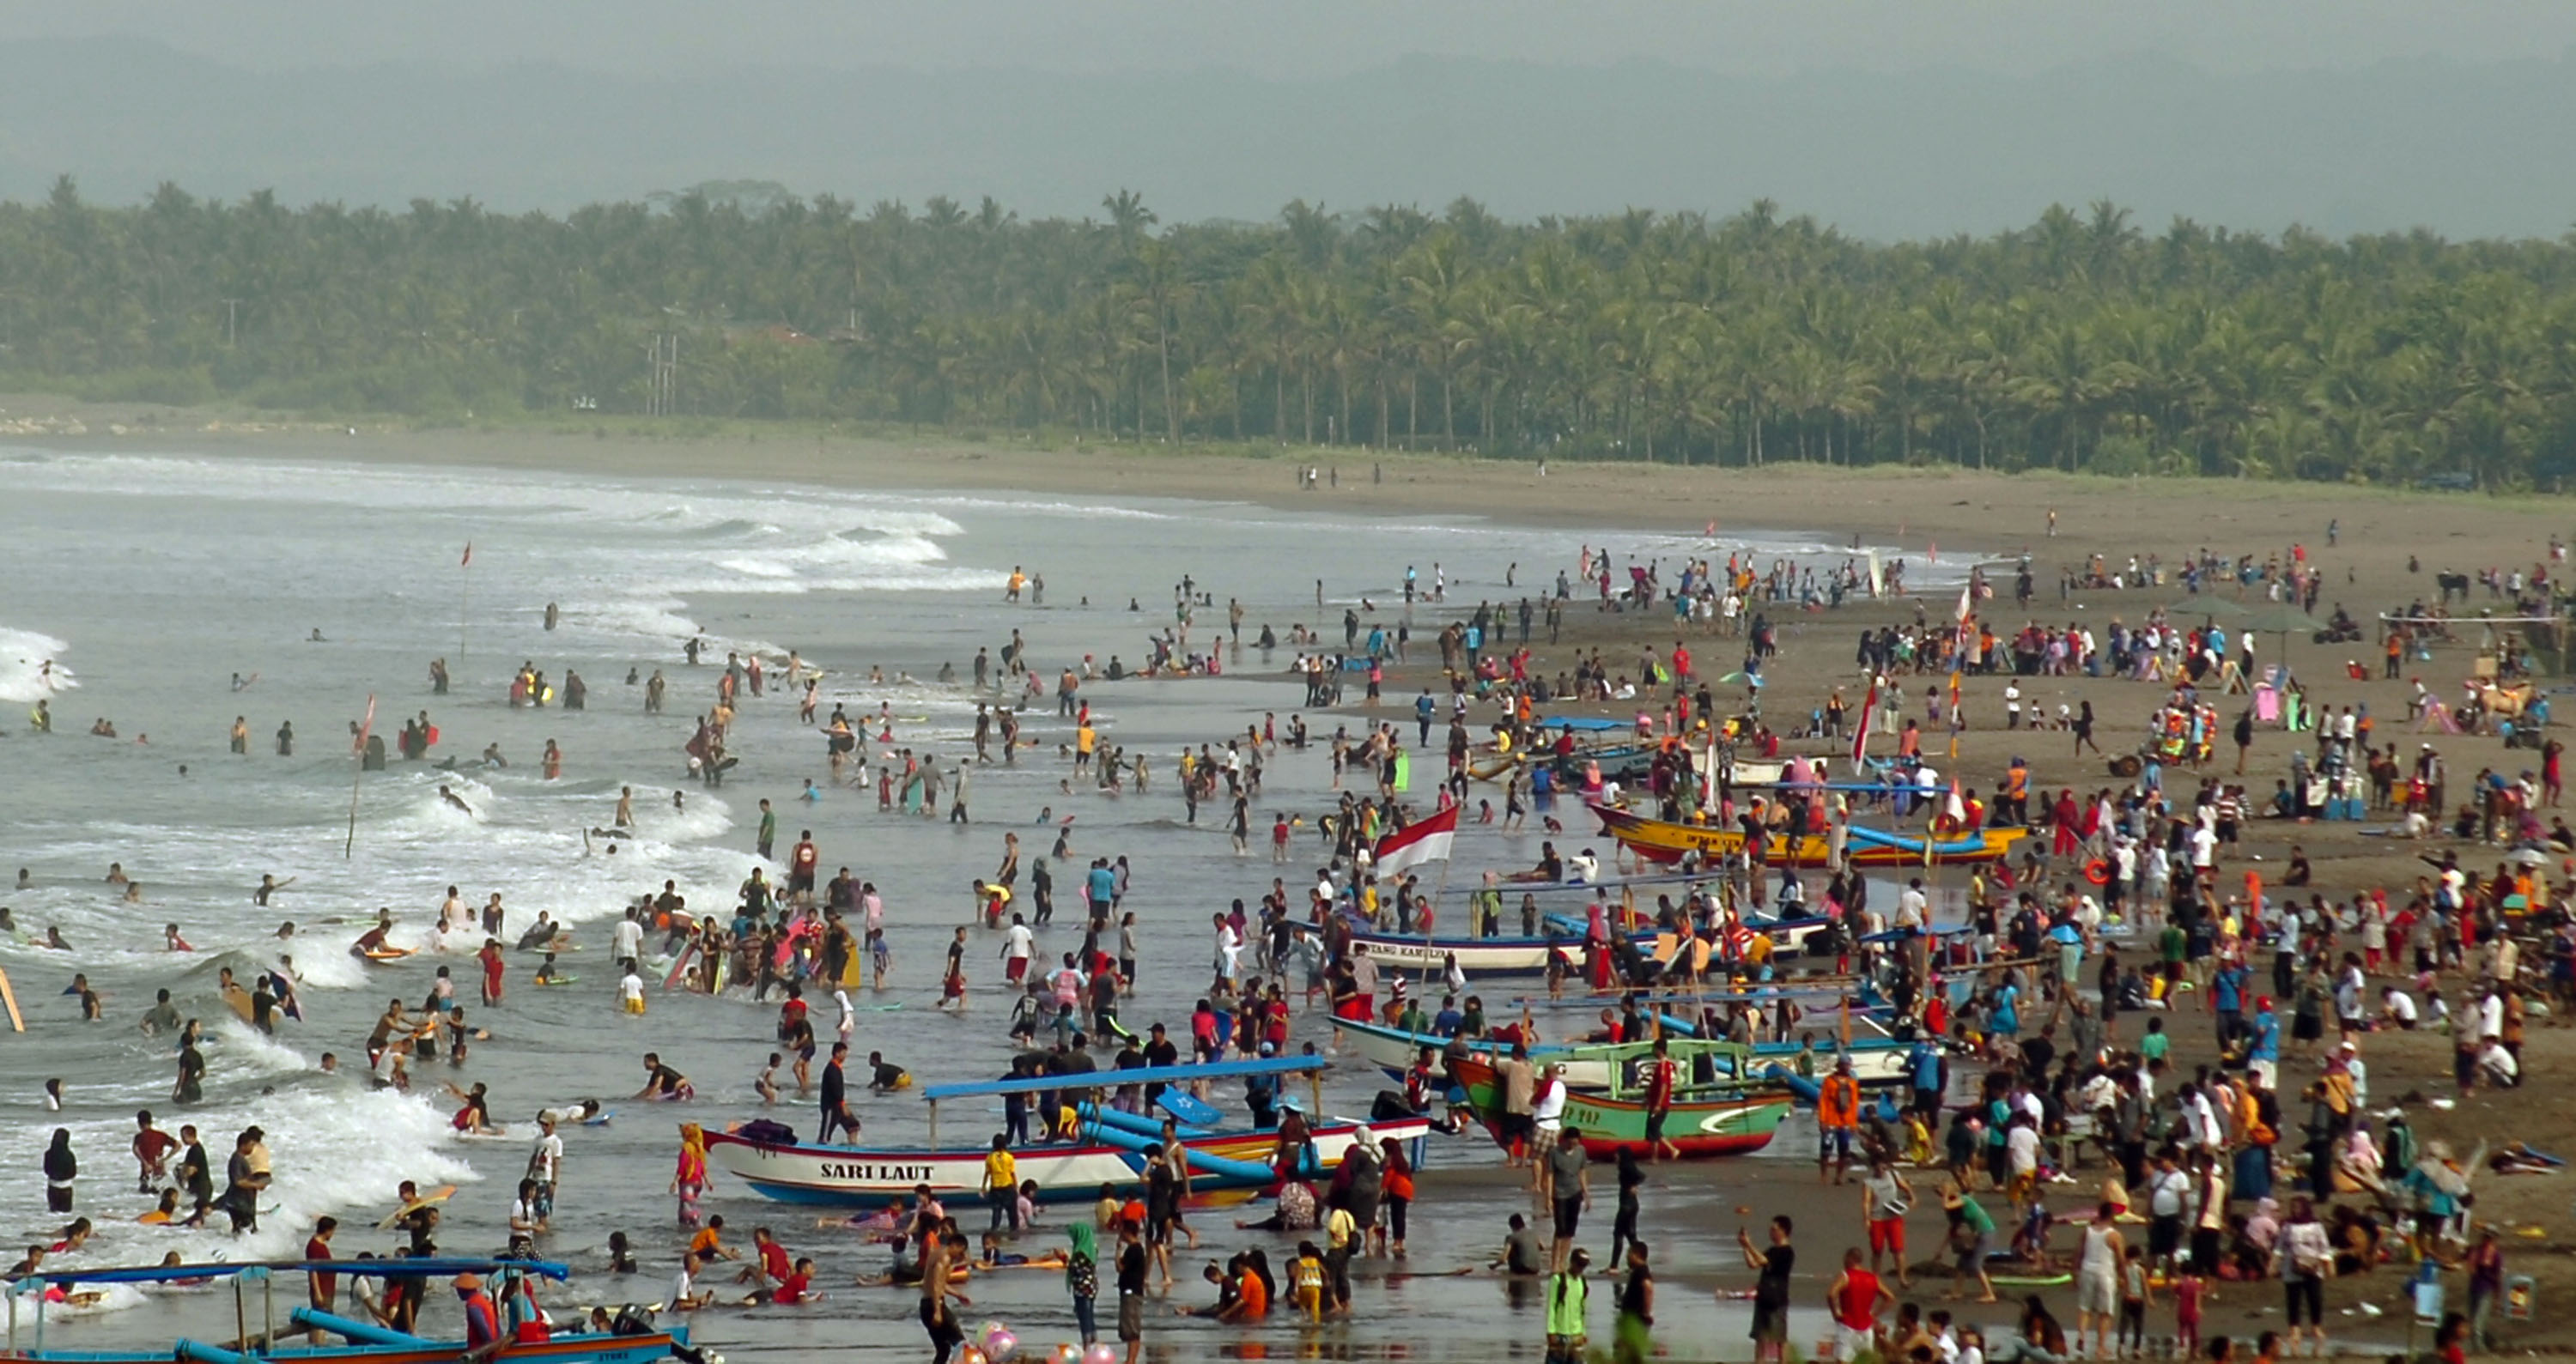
[{"xmin": 3, "ymin": 175, "xmax": 2573, "ymax": 484}]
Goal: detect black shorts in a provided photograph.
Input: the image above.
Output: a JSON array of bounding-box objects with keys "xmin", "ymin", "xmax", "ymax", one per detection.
[
  {"xmin": 1643, "ymin": 1110, "xmax": 1668, "ymax": 1143},
  {"xmin": 1504, "ymin": 1112, "xmax": 1537, "ymax": 1143},
  {"xmin": 1552, "ymin": 1196, "xmax": 1583, "ymax": 1240},
  {"xmin": 2149, "ymin": 1214, "xmax": 2183, "ymax": 1259}
]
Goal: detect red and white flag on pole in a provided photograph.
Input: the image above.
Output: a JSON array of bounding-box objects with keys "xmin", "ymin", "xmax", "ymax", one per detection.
[
  {"xmin": 460, "ymin": 543, "xmax": 473, "ymax": 567},
  {"xmin": 1373, "ymin": 803, "xmax": 1459, "ymax": 880}
]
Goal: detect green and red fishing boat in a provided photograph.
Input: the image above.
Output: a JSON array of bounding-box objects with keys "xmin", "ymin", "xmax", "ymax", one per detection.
[{"xmin": 1447, "ymin": 1046, "xmax": 1794, "ymax": 1160}]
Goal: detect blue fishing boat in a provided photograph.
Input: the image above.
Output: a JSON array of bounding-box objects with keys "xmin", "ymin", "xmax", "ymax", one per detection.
[{"xmin": 2, "ymin": 1258, "xmax": 690, "ymax": 1364}]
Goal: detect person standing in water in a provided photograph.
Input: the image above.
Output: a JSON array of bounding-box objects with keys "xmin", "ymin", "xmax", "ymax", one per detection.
[{"xmin": 275, "ymin": 721, "xmax": 294, "ymax": 756}]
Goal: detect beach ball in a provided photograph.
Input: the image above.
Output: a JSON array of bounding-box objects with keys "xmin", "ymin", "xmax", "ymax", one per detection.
[
  {"xmin": 983, "ymin": 1328, "xmax": 1019, "ymax": 1361},
  {"xmin": 1084, "ymin": 1346, "xmax": 1121, "ymax": 1364},
  {"xmin": 958, "ymin": 1348, "xmax": 987, "ymax": 1364},
  {"xmin": 1055, "ymin": 1346, "xmax": 1082, "ymax": 1364}
]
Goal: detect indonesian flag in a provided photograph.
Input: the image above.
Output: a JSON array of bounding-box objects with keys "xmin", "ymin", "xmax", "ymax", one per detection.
[
  {"xmin": 352, "ymin": 693, "xmax": 376, "ymax": 755},
  {"xmin": 1373, "ymin": 803, "xmax": 1459, "ymax": 881},
  {"xmin": 460, "ymin": 543, "xmax": 473, "ymax": 567}
]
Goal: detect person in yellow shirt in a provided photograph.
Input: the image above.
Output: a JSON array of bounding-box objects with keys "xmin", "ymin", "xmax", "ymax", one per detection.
[
  {"xmin": 983, "ymin": 1134, "xmax": 1021, "ymax": 1232},
  {"xmin": 1289, "ymin": 1241, "xmax": 1327, "ymax": 1320},
  {"xmin": 1324, "ymin": 1204, "xmax": 1359, "ymax": 1315}
]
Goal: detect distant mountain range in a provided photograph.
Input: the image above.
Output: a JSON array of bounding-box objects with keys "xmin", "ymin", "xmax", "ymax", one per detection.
[{"xmin": 4, "ymin": 37, "xmax": 2572, "ymax": 239}]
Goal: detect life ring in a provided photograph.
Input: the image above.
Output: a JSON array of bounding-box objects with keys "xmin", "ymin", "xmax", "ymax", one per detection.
[{"xmin": 2083, "ymin": 859, "xmax": 2111, "ymax": 886}]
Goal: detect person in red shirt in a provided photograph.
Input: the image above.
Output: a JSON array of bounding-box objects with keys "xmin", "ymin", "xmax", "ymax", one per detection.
[
  {"xmin": 1642, "ymin": 1036, "xmax": 1680, "ymax": 1162},
  {"xmin": 740, "ymin": 1227, "xmax": 793, "ymax": 1291},
  {"xmin": 131, "ymin": 1111, "xmax": 178, "ymax": 1193},
  {"xmin": 769, "ymin": 1258, "xmax": 816, "ymax": 1305},
  {"xmin": 1826, "ymin": 1246, "xmax": 1893, "ymax": 1361},
  {"xmin": 302, "ymin": 1218, "xmax": 337, "ymax": 1343},
  {"xmin": 790, "ymin": 834, "xmax": 820, "ymax": 900}
]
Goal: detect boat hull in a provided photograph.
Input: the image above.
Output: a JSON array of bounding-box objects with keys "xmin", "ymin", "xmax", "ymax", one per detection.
[
  {"xmin": 1588, "ymin": 803, "xmax": 2027, "ymax": 867},
  {"xmin": 1346, "ymin": 929, "xmax": 1655, "ymax": 975},
  {"xmin": 704, "ymin": 1118, "xmax": 1426, "ymax": 1207},
  {"xmin": 1448, "ymin": 1058, "xmax": 1790, "ymax": 1159},
  {"xmin": 5, "ymin": 1332, "xmax": 687, "ymax": 1364}
]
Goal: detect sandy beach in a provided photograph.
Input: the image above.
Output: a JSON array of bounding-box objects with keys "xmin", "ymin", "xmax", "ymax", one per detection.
[{"xmin": 12, "ymin": 396, "xmax": 2576, "ymax": 1355}]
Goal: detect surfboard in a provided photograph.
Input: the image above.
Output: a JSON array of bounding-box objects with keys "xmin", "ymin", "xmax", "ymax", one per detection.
[
  {"xmin": 363, "ymin": 947, "xmax": 415, "ymax": 962},
  {"xmin": 661, "ymin": 945, "xmax": 698, "ymax": 990},
  {"xmin": 0, "ymin": 968, "xmax": 21, "ymax": 1032},
  {"xmin": 534, "ymin": 975, "xmax": 580, "ymax": 986},
  {"xmin": 582, "ymin": 1110, "xmax": 617, "ymax": 1127},
  {"xmin": 222, "ymin": 984, "xmax": 256, "ymax": 1022},
  {"xmin": 375, "ymin": 1185, "xmax": 458, "ymax": 1229},
  {"xmin": 1393, "ymin": 750, "xmax": 1411, "ymax": 791}
]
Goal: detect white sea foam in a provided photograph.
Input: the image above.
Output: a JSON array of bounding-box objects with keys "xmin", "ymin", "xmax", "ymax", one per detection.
[
  {"xmin": 0, "ymin": 625, "xmax": 76, "ymax": 704},
  {"xmin": 0, "ymin": 452, "xmax": 999, "ymax": 658}
]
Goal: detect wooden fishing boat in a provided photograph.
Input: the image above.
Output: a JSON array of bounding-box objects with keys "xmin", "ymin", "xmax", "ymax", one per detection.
[
  {"xmin": 705, "ymin": 1115, "xmax": 1425, "ymax": 1207},
  {"xmin": 0, "ymin": 1258, "xmax": 685, "ymax": 1364},
  {"xmin": 706, "ymin": 1053, "xmax": 1427, "ymax": 1206},
  {"xmin": 1447, "ymin": 1054, "xmax": 1794, "ymax": 1159},
  {"xmin": 1330, "ymin": 1015, "xmax": 1916, "ymax": 1088},
  {"xmin": 1587, "ymin": 802, "xmax": 2028, "ymax": 867},
  {"xmin": 1344, "ymin": 927, "xmax": 1656, "ymax": 975}
]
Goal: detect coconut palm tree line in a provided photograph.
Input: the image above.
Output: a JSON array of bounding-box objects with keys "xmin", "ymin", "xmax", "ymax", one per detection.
[{"xmin": 4, "ymin": 175, "xmax": 2571, "ymax": 485}]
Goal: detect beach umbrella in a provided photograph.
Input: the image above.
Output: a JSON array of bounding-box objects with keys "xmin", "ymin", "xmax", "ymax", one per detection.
[
  {"xmin": 2244, "ymin": 603, "xmax": 2319, "ymax": 655},
  {"xmin": 2507, "ymin": 846, "xmax": 2553, "ymax": 867},
  {"xmin": 2163, "ymin": 595, "xmax": 2250, "ymax": 619}
]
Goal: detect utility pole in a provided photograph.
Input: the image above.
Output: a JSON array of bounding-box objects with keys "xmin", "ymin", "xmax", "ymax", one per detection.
[{"xmin": 220, "ymin": 299, "xmax": 242, "ymax": 348}]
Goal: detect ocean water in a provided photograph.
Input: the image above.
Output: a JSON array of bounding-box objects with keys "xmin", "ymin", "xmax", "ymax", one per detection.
[{"xmin": 0, "ymin": 446, "xmax": 1931, "ymax": 1360}]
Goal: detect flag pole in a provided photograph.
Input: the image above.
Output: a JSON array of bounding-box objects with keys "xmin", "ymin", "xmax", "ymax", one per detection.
[{"xmin": 345, "ymin": 693, "xmax": 377, "ymax": 858}]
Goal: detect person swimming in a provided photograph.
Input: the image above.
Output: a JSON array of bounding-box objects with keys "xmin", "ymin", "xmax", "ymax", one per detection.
[{"xmin": 440, "ymin": 786, "xmax": 475, "ymax": 816}]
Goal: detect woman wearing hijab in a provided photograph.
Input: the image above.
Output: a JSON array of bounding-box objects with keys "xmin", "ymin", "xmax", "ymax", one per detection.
[
  {"xmin": 43, "ymin": 1130, "xmax": 76, "ymax": 1213},
  {"xmin": 1065, "ymin": 1221, "xmax": 1099, "ymax": 1346}
]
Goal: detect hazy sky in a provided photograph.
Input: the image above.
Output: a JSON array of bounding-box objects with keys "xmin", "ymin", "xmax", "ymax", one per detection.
[{"xmin": 7, "ymin": 0, "xmax": 2574, "ymax": 76}]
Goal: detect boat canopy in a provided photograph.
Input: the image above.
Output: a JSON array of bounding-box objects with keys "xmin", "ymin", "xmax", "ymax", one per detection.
[{"xmin": 1532, "ymin": 716, "xmax": 1624, "ymax": 731}]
